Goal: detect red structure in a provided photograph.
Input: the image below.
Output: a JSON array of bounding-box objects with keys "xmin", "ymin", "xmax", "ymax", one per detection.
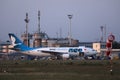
[{"xmin": 106, "ymin": 33, "xmax": 115, "ymax": 56}]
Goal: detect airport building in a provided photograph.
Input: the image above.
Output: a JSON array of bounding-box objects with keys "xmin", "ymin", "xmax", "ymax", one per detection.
[
  {"xmin": 79, "ymin": 42, "xmax": 94, "ymax": 48},
  {"xmin": 93, "ymin": 42, "xmax": 120, "ymax": 59},
  {"xmin": 21, "ymin": 33, "xmax": 79, "ymax": 47},
  {"xmin": 93, "ymin": 42, "xmax": 106, "ymax": 53},
  {"xmin": 0, "ymin": 41, "xmax": 11, "ymax": 53}
]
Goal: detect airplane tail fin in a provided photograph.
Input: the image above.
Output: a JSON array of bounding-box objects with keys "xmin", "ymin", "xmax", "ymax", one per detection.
[{"xmin": 8, "ymin": 33, "xmax": 32, "ymax": 51}]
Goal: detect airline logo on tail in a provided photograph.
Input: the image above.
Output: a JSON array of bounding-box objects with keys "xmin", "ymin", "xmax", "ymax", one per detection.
[
  {"xmin": 9, "ymin": 33, "xmax": 22, "ymax": 46},
  {"xmin": 9, "ymin": 33, "xmax": 32, "ymax": 51}
]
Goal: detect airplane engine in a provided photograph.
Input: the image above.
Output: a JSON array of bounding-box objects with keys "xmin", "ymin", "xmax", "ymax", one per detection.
[
  {"xmin": 62, "ymin": 54, "xmax": 70, "ymax": 59},
  {"xmin": 57, "ymin": 54, "xmax": 70, "ymax": 60}
]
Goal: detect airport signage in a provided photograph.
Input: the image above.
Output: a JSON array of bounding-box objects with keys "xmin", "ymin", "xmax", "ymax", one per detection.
[{"xmin": 108, "ymin": 34, "xmax": 115, "ymax": 42}]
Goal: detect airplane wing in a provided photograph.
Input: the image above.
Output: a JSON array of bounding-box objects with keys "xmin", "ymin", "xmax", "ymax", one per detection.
[
  {"xmin": 41, "ymin": 50, "xmax": 70, "ymax": 59},
  {"xmin": 41, "ymin": 50, "xmax": 68, "ymax": 56}
]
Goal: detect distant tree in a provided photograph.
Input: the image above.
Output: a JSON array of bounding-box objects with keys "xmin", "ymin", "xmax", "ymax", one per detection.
[{"xmin": 112, "ymin": 41, "xmax": 120, "ymax": 49}]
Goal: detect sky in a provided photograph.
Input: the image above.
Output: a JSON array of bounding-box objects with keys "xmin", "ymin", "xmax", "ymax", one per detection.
[{"xmin": 0, "ymin": 0, "xmax": 120, "ymax": 42}]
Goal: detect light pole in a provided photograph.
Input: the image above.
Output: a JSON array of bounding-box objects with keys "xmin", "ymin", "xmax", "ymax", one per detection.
[
  {"xmin": 24, "ymin": 13, "xmax": 29, "ymax": 46},
  {"xmin": 38, "ymin": 10, "xmax": 40, "ymax": 33},
  {"xmin": 67, "ymin": 14, "xmax": 73, "ymax": 46},
  {"xmin": 100, "ymin": 25, "xmax": 106, "ymax": 42}
]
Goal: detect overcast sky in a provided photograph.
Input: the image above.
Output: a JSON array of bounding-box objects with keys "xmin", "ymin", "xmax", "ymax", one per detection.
[{"xmin": 0, "ymin": 0, "xmax": 120, "ymax": 42}]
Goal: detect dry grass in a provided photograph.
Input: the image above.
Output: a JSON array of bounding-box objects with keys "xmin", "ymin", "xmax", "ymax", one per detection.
[{"xmin": 0, "ymin": 60, "xmax": 120, "ymax": 80}]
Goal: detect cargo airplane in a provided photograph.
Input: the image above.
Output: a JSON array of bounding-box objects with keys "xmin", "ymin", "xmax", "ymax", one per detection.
[{"xmin": 8, "ymin": 33, "xmax": 97, "ymax": 59}]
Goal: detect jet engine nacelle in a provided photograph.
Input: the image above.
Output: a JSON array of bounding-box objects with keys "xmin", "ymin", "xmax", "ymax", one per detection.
[
  {"xmin": 57, "ymin": 54, "xmax": 70, "ymax": 60},
  {"xmin": 62, "ymin": 54, "xmax": 70, "ymax": 59}
]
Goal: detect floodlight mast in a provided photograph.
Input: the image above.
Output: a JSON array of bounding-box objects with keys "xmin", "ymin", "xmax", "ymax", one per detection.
[
  {"xmin": 38, "ymin": 10, "xmax": 40, "ymax": 33},
  {"xmin": 67, "ymin": 14, "xmax": 73, "ymax": 46},
  {"xmin": 24, "ymin": 13, "xmax": 29, "ymax": 46}
]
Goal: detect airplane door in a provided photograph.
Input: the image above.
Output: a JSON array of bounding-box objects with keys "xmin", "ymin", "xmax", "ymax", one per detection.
[{"xmin": 79, "ymin": 52, "xmax": 84, "ymax": 57}]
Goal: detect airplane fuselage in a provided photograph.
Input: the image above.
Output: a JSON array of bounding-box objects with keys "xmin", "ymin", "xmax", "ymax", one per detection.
[
  {"xmin": 21, "ymin": 46, "xmax": 97, "ymax": 57},
  {"xmin": 8, "ymin": 33, "xmax": 97, "ymax": 59}
]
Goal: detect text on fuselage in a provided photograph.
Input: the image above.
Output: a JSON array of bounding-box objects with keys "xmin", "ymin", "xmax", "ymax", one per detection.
[{"xmin": 69, "ymin": 48, "xmax": 82, "ymax": 53}]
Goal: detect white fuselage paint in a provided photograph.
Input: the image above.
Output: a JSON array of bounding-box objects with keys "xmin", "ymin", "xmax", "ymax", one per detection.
[{"xmin": 21, "ymin": 47, "xmax": 97, "ymax": 57}]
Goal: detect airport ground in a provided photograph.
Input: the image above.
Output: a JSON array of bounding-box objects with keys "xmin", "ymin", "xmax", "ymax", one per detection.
[{"xmin": 0, "ymin": 60, "xmax": 120, "ymax": 80}]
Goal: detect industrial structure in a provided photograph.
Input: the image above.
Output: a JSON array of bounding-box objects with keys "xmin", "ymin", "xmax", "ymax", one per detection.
[
  {"xmin": 33, "ymin": 11, "xmax": 42, "ymax": 47},
  {"xmin": 21, "ymin": 33, "xmax": 79, "ymax": 47},
  {"xmin": 24, "ymin": 13, "xmax": 30, "ymax": 46},
  {"xmin": 21, "ymin": 11, "xmax": 79, "ymax": 47}
]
